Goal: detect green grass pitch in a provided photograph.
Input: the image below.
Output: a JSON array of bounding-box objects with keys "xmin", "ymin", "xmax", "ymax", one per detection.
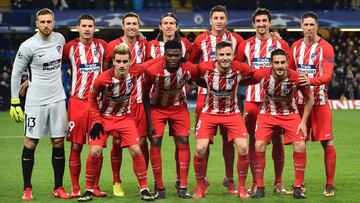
[{"xmin": 0, "ymin": 110, "xmax": 359, "ymax": 202}]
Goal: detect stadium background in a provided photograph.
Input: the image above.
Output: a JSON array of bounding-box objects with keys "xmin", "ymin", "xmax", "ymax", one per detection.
[{"xmin": 0, "ymin": 0, "xmax": 359, "ymax": 202}]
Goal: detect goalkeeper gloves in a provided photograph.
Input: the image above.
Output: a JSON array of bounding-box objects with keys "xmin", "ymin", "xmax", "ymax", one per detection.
[
  {"xmin": 90, "ymin": 123, "xmax": 104, "ymax": 140},
  {"xmin": 10, "ymin": 98, "xmax": 24, "ymax": 122}
]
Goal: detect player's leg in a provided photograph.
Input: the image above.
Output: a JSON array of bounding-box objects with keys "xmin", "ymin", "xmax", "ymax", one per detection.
[
  {"xmin": 312, "ymin": 104, "xmax": 336, "ymax": 196},
  {"xmin": 220, "ymin": 127, "xmax": 237, "ymax": 195},
  {"xmin": 111, "ymin": 136, "xmax": 124, "ymax": 196},
  {"xmin": 48, "ymin": 100, "xmax": 71, "ymax": 199},
  {"xmin": 22, "ymin": 137, "xmax": 39, "ymax": 200},
  {"xmin": 133, "ymin": 103, "xmax": 150, "ymax": 168},
  {"xmin": 292, "ymin": 141, "xmax": 306, "ymax": 199},
  {"xmin": 271, "ymin": 129, "xmax": 287, "ymax": 194},
  {"xmin": 174, "ymin": 136, "xmax": 191, "ymax": 199},
  {"xmin": 127, "ymin": 144, "xmax": 154, "ymax": 201},
  {"xmin": 68, "ymin": 143, "xmax": 83, "ymax": 197},
  {"xmin": 244, "ymin": 101, "xmax": 260, "ymax": 194},
  {"xmin": 251, "ymin": 113, "xmax": 274, "ymax": 198},
  {"xmin": 193, "ymin": 138, "xmax": 210, "ymax": 199}
]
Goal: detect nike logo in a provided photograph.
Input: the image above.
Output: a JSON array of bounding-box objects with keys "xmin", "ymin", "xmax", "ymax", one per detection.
[
  {"xmin": 23, "ymin": 158, "xmax": 32, "ymax": 161},
  {"xmin": 325, "ymin": 134, "xmax": 331, "ymax": 137},
  {"xmin": 39, "ymin": 54, "xmax": 45, "ymax": 57}
]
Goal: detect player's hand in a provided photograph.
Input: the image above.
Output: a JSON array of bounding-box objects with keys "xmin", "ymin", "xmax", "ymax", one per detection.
[
  {"xmin": 136, "ymin": 31, "xmax": 146, "ymax": 40},
  {"xmin": 299, "ymin": 74, "xmax": 310, "ymax": 86},
  {"xmin": 90, "ymin": 123, "xmax": 104, "ymax": 140},
  {"xmin": 270, "ymin": 31, "xmax": 282, "ymax": 40},
  {"xmin": 10, "ymin": 98, "xmax": 24, "ymax": 122},
  {"xmin": 296, "ymin": 121, "xmax": 307, "ymax": 140},
  {"xmin": 146, "ymin": 123, "xmax": 156, "ymax": 140},
  {"xmin": 19, "ymin": 80, "xmax": 29, "ymax": 97}
]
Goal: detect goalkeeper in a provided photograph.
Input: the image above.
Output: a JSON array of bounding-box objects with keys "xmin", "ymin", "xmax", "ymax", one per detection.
[{"xmin": 10, "ymin": 8, "xmax": 70, "ymax": 200}]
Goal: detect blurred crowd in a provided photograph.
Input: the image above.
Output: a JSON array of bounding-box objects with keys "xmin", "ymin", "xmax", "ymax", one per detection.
[
  {"xmin": 1, "ymin": 30, "xmax": 359, "ymax": 110},
  {"xmin": 11, "ymin": 0, "xmax": 360, "ymax": 11}
]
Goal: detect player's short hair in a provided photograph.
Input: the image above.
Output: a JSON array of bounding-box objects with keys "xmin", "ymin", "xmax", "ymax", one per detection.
[
  {"xmin": 270, "ymin": 49, "xmax": 287, "ymax": 61},
  {"xmin": 122, "ymin": 12, "xmax": 140, "ymax": 25},
  {"xmin": 301, "ymin": 11, "xmax": 318, "ymax": 23},
  {"xmin": 216, "ymin": 41, "xmax": 232, "ymax": 51},
  {"xmin": 77, "ymin": 13, "xmax": 95, "ymax": 25},
  {"xmin": 113, "ymin": 44, "xmax": 131, "ymax": 59},
  {"xmin": 252, "ymin": 8, "xmax": 272, "ymax": 23},
  {"xmin": 36, "ymin": 8, "xmax": 54, "ymax": 21},
  {"xmin": 210, "ymin": 5, "xmax": 227, "ymax": 17},
  {"xmin": 164, "ymin": 39, "xmax": 182, "ymax": 50},
  {"xmin": 156, "ymin": 13, "xmax": 180, "ymax": 41}
]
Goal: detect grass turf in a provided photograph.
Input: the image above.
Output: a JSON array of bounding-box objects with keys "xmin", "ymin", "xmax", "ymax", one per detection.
[{"xmin": 0, "ymin": 110, "xmax": 359, "ymax": 202}]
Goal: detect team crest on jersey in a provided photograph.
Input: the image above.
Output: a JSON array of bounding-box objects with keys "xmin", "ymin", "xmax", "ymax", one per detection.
[
  {"xmin": 90, "ymin": 86, "xmax": 95, "ymax": 93},
  {"xmin": 311, "ymin": 53, "xmax": 318, "ymax": 59},
  {"xmin": 137, "ymin": 50, "xmax": 143, "ymax": 57},
  {"xmin": 227, "ymin": 76, "xmax": 234, "ymax": 85},
  {"xmin": 17, "ymin": 52, "xmax": 22, "ymax": 59},
  {"xmin": 94, "ymin": 50, "xmax": 99, "ymax": 57},
  {"xmin": 56, "ymin": 45, "xmax": 62, "ymax": 53},
  {"xmin": 178, "ymin": 78, "xmax": 185, "ymax": 85}
]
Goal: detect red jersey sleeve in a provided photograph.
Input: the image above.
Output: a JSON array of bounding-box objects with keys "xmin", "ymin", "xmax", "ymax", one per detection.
[
  {"xmin": 145, "ymin": 40, "xmax": 154, "ymax": 60},
  {"xmin": 104, "ymin": 40, "xmax": 117, "ymax": 65},
  {"xmin": 253, "ymin": 68, "xmax": 269, "ymax": 83},
  {"xmin": 279, "ymin": 39, "xmax": 294, "ymax": 70},
  {"xmin": 88, "ymin": 73, "xmax": 107, "ymax": 123},
  {"xmin": 233, "ymin": 33, "xmax": 244, "ymax": 51},
  {"xmin": 181, "ymin": 37, "xmax": 193, "ymax": 54},
  {"xmin": 143, "ymin": 63, "xmax": 158, "ymax": 92},
  {"xmin": 289, "ymin": 43, "xmax": 297, "ymax": 71},
  {"xmin": 293, "ymin": 71, "xmax": 312, "ymax": 97},
  {"xmin": 62, "ymin": 41, "xmax": 71, "ymax": 61},
  {"xmin": 183, "ymin": 61, "xmax": 200, "ymax": 83},
  {"xmin": 309, "ymin": 42, "xmax": 335, "ymax": 86},
  {"xmin": 187, "ymin": 36, "xmax": 202, "ymax": 63},
  {"xmin": 234, "ymin": 41, "xmax": 246, "ymax": 62}
]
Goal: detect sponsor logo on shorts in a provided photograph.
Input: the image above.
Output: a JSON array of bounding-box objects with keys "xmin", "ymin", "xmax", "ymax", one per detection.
[{"xmin": 325, "ymin": 133, "xmax": 331, "ymax": 137}]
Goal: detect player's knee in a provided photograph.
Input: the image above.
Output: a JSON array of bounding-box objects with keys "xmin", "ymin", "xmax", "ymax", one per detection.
[
  {"xmin": 236, "ymin": 142, "xmax": 248, "ymax": 155},
  {"xmin": 112, "ymin": 137, "xmax": 121, "ymax": 145},
  {"xmin": 52, "ymin": 138, "xmax": 65, "ymax": 148},
  {"xmin": 71, "ymin": 143, "xmax": 83, "ymax": 151},
  {"xmin": 175, "ymin": 136, "xmax": 189, "ymax": 144},
  {"xmin": 151, "ymin": 137, "xmax": 162, "ymax": 147},
  {"xmin": 24, "ymin": 137, "xmax": 38, "ymax": 149},
  {"xmin": 90, "ymin": 146, "xmax": 102, "ymax": 157},
  {"xmin": 255, "ymin": 141, "xmax": 267, "ymax": 152},
  {"xmin": 129, "ymin": 145, "xmax": 142, "ymax": 156},
  {"xmin": 195, "ymin": 145, "xmax": 207, "ymax": 158},
  {"xmin": 293, "ymin": 141, "xmax": 306, "ymax": 152},
  {"xmin": 321, "ymin": 140, "xmax": 334, "ymax": 148}
]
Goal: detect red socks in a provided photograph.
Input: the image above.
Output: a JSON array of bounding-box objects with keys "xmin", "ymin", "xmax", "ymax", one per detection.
[
  {"xmin": 150, "ymin": 146, "xmax": 164, "ymax": 188},
  {"xmin": 254, "ymin": 151, "xmax": 266, "ymax": 187},
  {"xmin": 272, "ymin": 141, "xmax": 285, "ymax": 184},
  {"xmin": 69, "ymin": 147, "xmax": 82, "ymax": 189},
  {"xmin": 85, "ymin": 155, "xmax": 101, "ymax": 190},
  {"xmin": 140, "ymin": 141, "xmax": 149, "ymax": 169},
  {"xmin": 194, "ymin": 155, "xmax": 206, "ymax": 188},
  {"xmin": 293, "ymin": 151, "xmax": 306, "ymax": 186},
  {"xmin": 111, "ymin": 142, "xmax": 122, "ymax": 184},
  {"xmin": 248, "ymin": 140, "xmax": 256, "ymax": 184},
  {"xmin": 237, "ymin": 154, "xmax": 249, "ymax": 190},
  {"xmin": 324, "ymin": 145, "xmax": 336, "ymax": 185},
  {"xmin": 177, "ymin": 144, "xmax": 190, "ymax": 187},
  {"xmin": 132, "ymin": 154, "xmax": 148, "ymax": 189},
  {"xmin": 94, "ymin": 155, "xmax": 103, "ymax": 188}
]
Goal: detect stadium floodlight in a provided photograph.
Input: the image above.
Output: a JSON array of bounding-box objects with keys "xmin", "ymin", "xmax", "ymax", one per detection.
[
  {"xmin": 233, "ymin": 28, "xmax": 256, "ymax": 32},
  {"xmin": 180, "ymin": 28, "xmax": 208, "ymax": 32},
  {"xmin": 340, "ymin": 28, "xmax": 360, "ymax": 32},
  {"xmin": 286, "ymin": 28, "xmax": 302, "ymax": 32}
]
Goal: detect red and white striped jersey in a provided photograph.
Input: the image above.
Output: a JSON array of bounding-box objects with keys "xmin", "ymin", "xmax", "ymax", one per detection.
[
  {"xmin": 89, "ymin": 66, "xmax": 144, "ymax": 123},
  {"xmin": 198, "ymin": 60, "xmax": 253, "ymax": 114},
  {"xmin": 144, "ymin": 58, "xmax": 199, "ymax": 107},
  {"xmin": 188, "ymin": 31, "xmax": 244, "ymax": 95},
  {"xmin": 252, "ymin": 68, "xmax": 312, "ymax": 115},
  {"xmin": 63, "ymin": 38, "xmax": 107, "ymax": 100},
  {"xmin": 146, "ymin": 37, "xmax": 192, "ymax": 59},
  {"xmin": 290, "ymin": 38, "xmax": 335, "ymax": 105},
  {"xmin": 104, "ymin": 37, "xmax": 148, "ymax": 104},
  {"xmin": 236, "ymin": 36, "xmax": 291, "ymax": 102}
]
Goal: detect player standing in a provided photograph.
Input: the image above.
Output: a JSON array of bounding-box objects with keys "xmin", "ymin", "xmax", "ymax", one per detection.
[
  {"xmin": 193, "ymin": 41, "xmax": 253, "ymax": 199},
  {"xmin": 10, "ymin": 8, "xmax": 71, "ymax": 200},
  {"xmin": 62, "ymin": 14, "xmax": 107, "ymax": 198},
  {"xmin": 235, "ymin": 8, "xmax": 291, "ymax": 194},
  {"xmin": 251, "ymin": 49, "xmax": 313, "ymax": 199},
  {"xmin": 78, "ymin": 44, "xmax": 155, "ymax": 201},
  {"xmin": 290, "ymin": 11, "xmax": 336, "ymax": 196},
  {"xmin": 146, "ymin": 12, "xmax": 192, "ymax": 190},
  {"xmin": 188, "ymin": 5, "xmax": 244, "ymax": 194},
  {"xmin": 104, "ymin": 12, "xmax": 148, "ymax": 197}
]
